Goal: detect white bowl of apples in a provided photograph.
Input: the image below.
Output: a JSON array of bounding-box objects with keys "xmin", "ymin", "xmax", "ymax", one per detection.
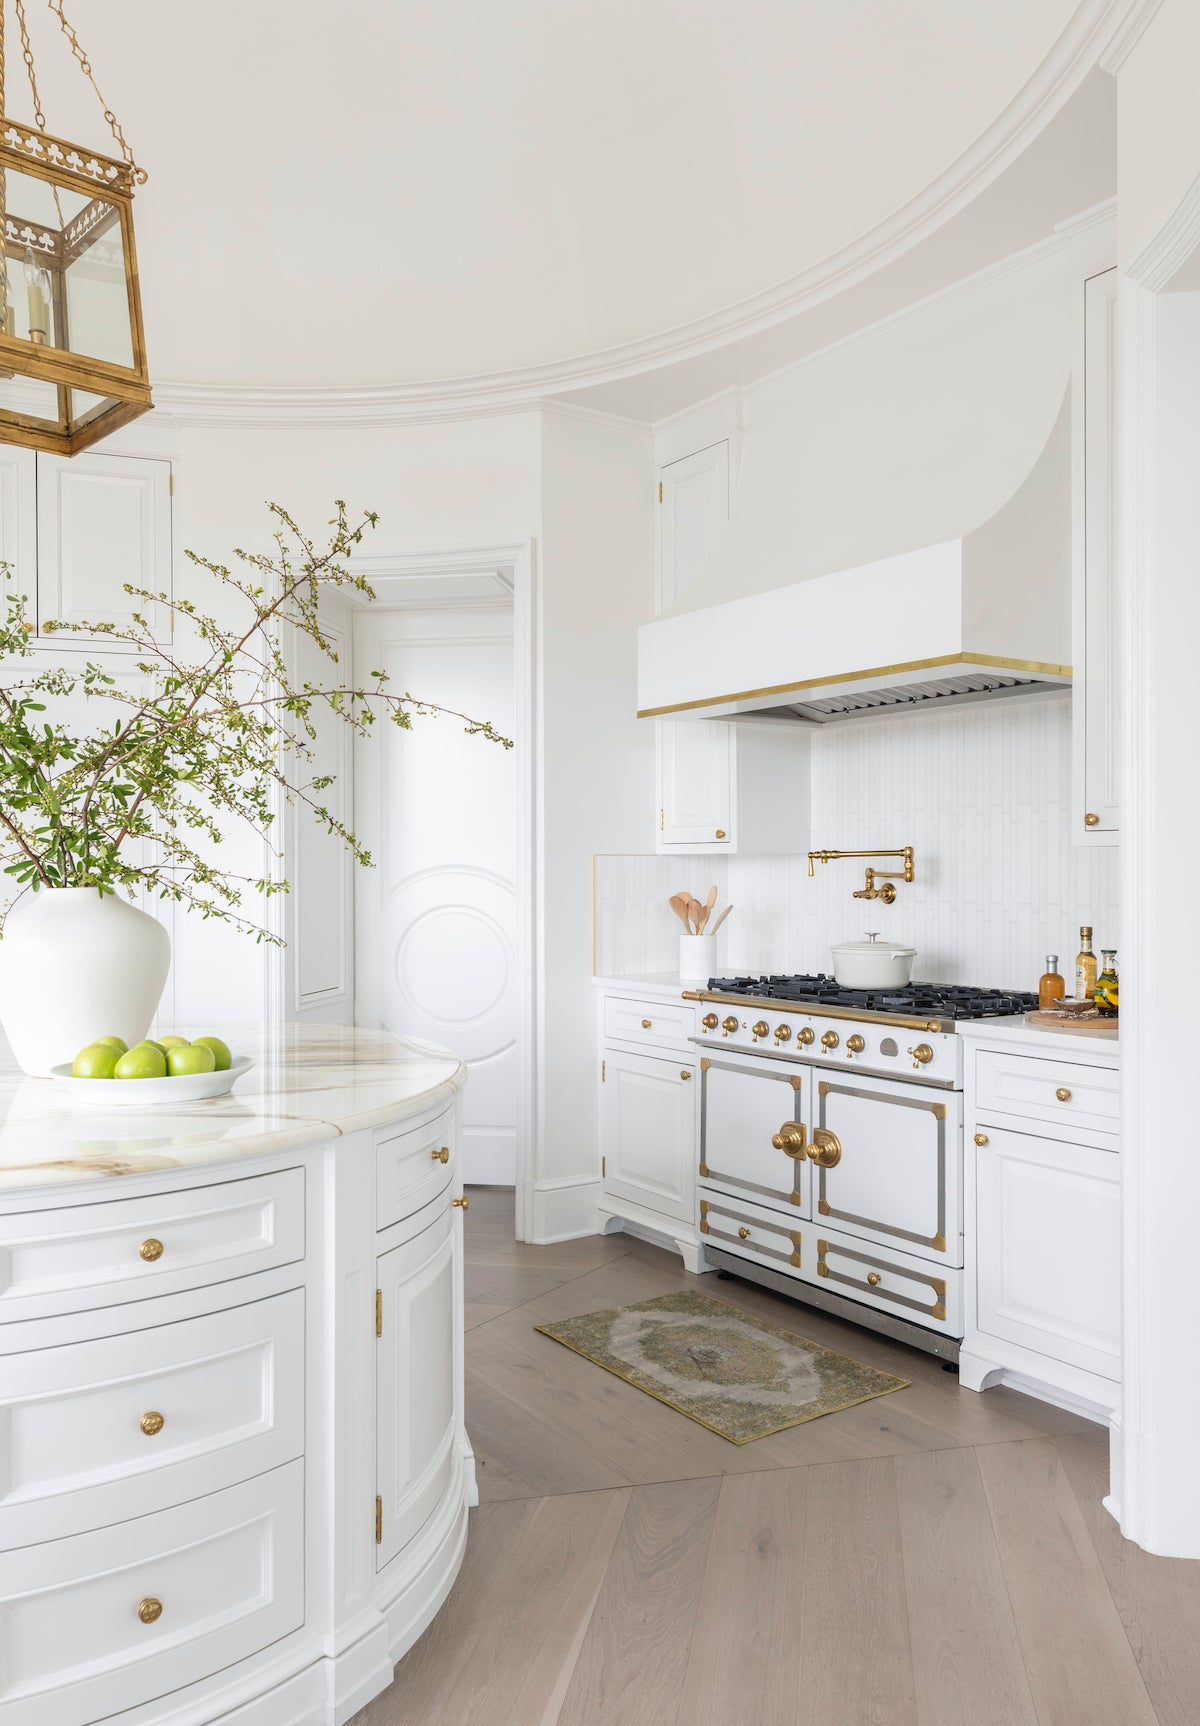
[{"xmin": 50, "ymin": 1034, "xmax": 252, "ymax": 1105}]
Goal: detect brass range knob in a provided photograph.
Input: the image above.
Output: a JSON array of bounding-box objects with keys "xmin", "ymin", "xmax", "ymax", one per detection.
[
  {"xmin": 750, "ymin": 1020, "xmax": 770, "ymax": 1043},
  {"xmin": 431, "ymin": 1146, "xmax": 450, "ymax": 1163},
  {"xmin": 139, "ymin": 1238, "xmax": 164, "ymax": 1262},
  {"xmin": 737, "ymin": 1226, "xmax": 751, "ymax": 1240},
  {"xmin": 820, "ymin": 1030, "xmax": 840, "ymax": 1051},
  {"xmin": 771, "ymin": 1122, "xmax": 808, "ymax": 1159},
  {"xmin": 721, "ymin": 1016, "xmax": 738, "ymax": 1037},
  {"xmin": 908, "ymin": 1043, "xmax": 934, "ymax": 1069},
  {"xmin": 866, "ymin": 1272, "xmax": 882, "ymax": 1287},
  {"xmin": 1055, "ymin": 1086, "xmax": 1072, "ymax": 1102},
  {"xmin": 797, "ymin": 1027, "xmax": 815, "ymax": 1046},
  {"xmin": 137, "ymin": 1598, "xmax": 163, "ymax": 1625},
  {"xmin": 701, "ymin": 1013, "xmax": 718, "ymax": 1032},
  {"xmin": 846, "ymin": 1034, "xmax": 866, "ymax": 1057},
  {"xmin": 774, "ymin": 1024, "xmax": 792, "ymax": 1044},
  {"xmin": 973, "ymin": 1132, "xmax": 989, "ymax": 1146},
  {"xmin": 807, "ymin": 1127, "xmax": 842, "ymax": 1169},
  {"xmin": 139, "ymin": 1411, "xmax": 165, "ymax": 1437}
]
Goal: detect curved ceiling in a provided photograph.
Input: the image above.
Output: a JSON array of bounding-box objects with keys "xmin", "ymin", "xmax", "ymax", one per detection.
[{"xmin": 24, "ymin": 0, "xmax": 1104, "ymax": 387}]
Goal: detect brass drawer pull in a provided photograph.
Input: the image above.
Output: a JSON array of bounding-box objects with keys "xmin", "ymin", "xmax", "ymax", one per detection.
[
  {"xmin": 1084, "ymin": 812, "xmax": 1100, "ymax": 827},
  {"xmin": 680, "ymin": 1069, "xmax": 692, "ymax": 1080},
  {"xmin": 715, "ymin": 829, "xmax": 726, "ymax": 838},
  {"xmin": 866, "ymin": 1271, "xmax": 882, "ymax": 1287},
  {"xmin": 807, "ymin": 1128, "xmax": 842, "ymax": 1169},
  {"xmin": 451, "ymin": 1196, "xmax": 469, "ymax": 1210},
  {"xmin": 641, "ymin": 1018, "xmax": 652, "ymax": 1029},
  {"xmin": 139, "ymin": 1238, "xmax": 164, "ymax": 1262},
  {"xmin": 772, "ymin": 1122, "xmax": 807, "ymax": 1159},
  {"xmin": 139, "ymin": 1411, "xmax": 165, "ymax": 1437},
  {"xmin": 431, "ymin": 1146, "xmax": 450, "ymax": 1163},
  {"xmin": 973, "ymin": 1132, "xmax": 989, "ymax": 1146},
  {"xmin": 137, "ymin": 1598, "xmax": 163, "ymax": 1625},
  {"xmin": 737, "ymin": 1226, "xmax": 751, "ymax": 1240},
  {"xmin": 1055, "ymin": 1087, "xmax": 1072, "ymax": 1102}
]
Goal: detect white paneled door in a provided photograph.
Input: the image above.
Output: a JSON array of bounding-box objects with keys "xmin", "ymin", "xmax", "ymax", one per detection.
[{"xmin": 354, "ymin": 606, "xmax": 517, "ymax": 1184}]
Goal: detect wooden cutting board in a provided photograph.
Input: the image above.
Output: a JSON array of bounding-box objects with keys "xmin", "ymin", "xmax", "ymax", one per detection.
[{"xmin": 1023, "ymin": 1010, "xmax": 1119, "ymax": 1037}]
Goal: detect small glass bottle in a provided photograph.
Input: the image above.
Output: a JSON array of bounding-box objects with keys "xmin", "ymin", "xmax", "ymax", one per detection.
[
  {"xmin": 1038, "ymin": 954, "xmax": 1065, "ymax": 1009},
  {"xmin": 1075, "ymin": 926, "xmax": 1097, "ymax": 1002},
  {"xmin": 1094, "ymin": 950, "xmax": 1119, "ymax": 1017}
]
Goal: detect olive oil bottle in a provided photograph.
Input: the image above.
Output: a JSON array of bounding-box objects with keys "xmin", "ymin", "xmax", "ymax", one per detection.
[
  {"xmin": 1075, "ymin": 926, "xmax": 1097, "ymax": 1002},
  {"xmin": 1095, "ymin": 950, "xmax": 1119, "ymax": 1017}
]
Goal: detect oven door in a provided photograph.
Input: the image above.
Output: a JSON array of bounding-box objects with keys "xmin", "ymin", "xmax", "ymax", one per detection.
[
  {"xmin": 698, "ymin": 1051, "xmax": 811, "ymax": 1215},
  {"xmin": 811, "ymin": 1073, "xmax": 962, "ymax": 1265}
]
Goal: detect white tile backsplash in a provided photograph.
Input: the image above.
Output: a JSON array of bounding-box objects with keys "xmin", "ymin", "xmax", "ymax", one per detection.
[{"xmin": 596, "ymin": 693, "xmax": 1119, "ymax": 990}]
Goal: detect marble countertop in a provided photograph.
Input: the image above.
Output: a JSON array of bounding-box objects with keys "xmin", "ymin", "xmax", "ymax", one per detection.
[
  {"xmin": 0, "ymin": 1023, "xmax": 466, "ymax": 1194},
  {"xmin": 956, "ymin": 1016, "xmax": 1119, "ymax": 1060},
  {"xmin": 592, "ymin": 973, "xmax": 692, "ymax": 999}
]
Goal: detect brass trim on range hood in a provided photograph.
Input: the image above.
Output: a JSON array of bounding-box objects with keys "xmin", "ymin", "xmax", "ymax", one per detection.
[{"xmin": 636, "ymin": 652, "xmax": 1073, "ymax": 720}]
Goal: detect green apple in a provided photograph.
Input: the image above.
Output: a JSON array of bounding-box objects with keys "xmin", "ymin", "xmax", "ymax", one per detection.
[
  {"xmin": 158, "ymin": 1035, "xmax": 191, "ymax": 1050},
  {"xmin": 192, "ymin": 1035, "xmax": 232, "ymax": 1071},
  {"xmin": 72, "ymin": 1042, "xmax": 119, "ymax": 1079},
  {"xmin": 137, "ymin": 1039, "xmax": 167, "ymax": 1055},
  {"xmin": 96, "ymin": 1035, "xmax": 128, "ymax": 1054},
  {"xmin": 167, "ymin": 1044, "xmax": 216, "ymax": 1077},
  {"xmin": 114, "ymin": 1044, "xmax": 167, "ymax": 1080}
]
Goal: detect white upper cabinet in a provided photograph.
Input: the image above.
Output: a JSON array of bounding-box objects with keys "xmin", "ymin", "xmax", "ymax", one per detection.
[
  {"xmin": 658, "ymin": 441, "xmax": 728, "ymax": 611},
  {"xmin": 0, "ymin": 447, "xmax": 36, "ymax": 623},
  {"xmin": 1074, "ymin": 266, "xmax": 1118, "ymax": 841},
  {"xmin": 36, "ymin": 452, "xmax": 173, "ymax": 649},
  {"xmin": 659, "ymin": 719, "xmax": 732, "ymax": 847}
]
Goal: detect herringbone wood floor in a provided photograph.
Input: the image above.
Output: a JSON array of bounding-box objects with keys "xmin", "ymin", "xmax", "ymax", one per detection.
[{"xmin": 352, "ymin": 1188, "xmax": 1200, "ymax": 1726}]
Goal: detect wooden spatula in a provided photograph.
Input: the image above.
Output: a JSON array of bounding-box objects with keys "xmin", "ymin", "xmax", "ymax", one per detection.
[
  {"xmin": 708, "ymin": 903, "xmax": 733, "ymax": 935},
  {"xmin": 696, "ymin": 885, "xmax": 718, "ymax": 932}
]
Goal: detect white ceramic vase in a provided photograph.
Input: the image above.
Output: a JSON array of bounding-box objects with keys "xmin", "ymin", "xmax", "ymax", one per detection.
[
  {"xmin": 679, "ymin": 932, "xmax": 718, "ymax": 983},
  {"xmin": 0, "ymin": 887, "xmax": 171, "ymax": 1076}
]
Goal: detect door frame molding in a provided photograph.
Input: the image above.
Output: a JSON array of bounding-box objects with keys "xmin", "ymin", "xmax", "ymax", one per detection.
[{"xmin": 269, "ymin": 540, "xmax": 540, "ymax": 1243}]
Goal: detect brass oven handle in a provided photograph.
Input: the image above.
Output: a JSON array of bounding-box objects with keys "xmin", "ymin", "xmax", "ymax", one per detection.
[
  {"xmin": 771, "ymin": 1122, "xmax": 808, "ymax": 1159},
  {"xmin": 807, "ymin": 1128, "xmax": 842, "ymax": 1169}
]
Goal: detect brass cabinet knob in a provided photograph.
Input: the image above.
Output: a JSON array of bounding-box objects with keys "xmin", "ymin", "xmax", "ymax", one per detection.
[
  {"xmin": 1055, "ymin": 1087, "xmax": 1072, "ymax": 1102},
  {"xmin": 680, "ymin": 1069, "xmax": 692, "ymax": 1081},
  {"xmin": 701, "ymin": 1012, "xmax": 718, "ymax": 1031},
  {"xmin": 797, "ymin": 1027, "xmax": 815, "ymax": 1046},
  {"xmin": 908, "ymin": 1043, "xmax": 934, "ymax": 1068},
  {"xmin": 720, "ymin": 1016, "xmax": 738, "ymax": 1036},
  {"xmin": 820, "ymin": 1030, "xmax": 840, "ymax": 1051},
  {"xmin": 139, "ymin": 1411, "xmax": 165, "ymax": 1437},
  {"xmin": 774, "ymin": 1024, "xmax": 792, "ymax": 1044},
  {"xmin": 137, "ymin": 1598, "xmax": 163, "ymax": 1625},
  {"xmin": 973, "ymin": 1132, "xmax": 989, "ymax": 1146},
  {"xmin": 846, "ymin": 1034, "xmax": 866, "ymax": 1056},
  {"xmin": 641, "ymin": 1018, "xmax": 652, "ymax": 1029},
  {"xmin": 139, "ymin": 1238, "xmax": 164, "ymax": 1262},
  {"xmin": 715, "ymin": 829, "xmax": 727, "ymax": 839},
  {"xmin": 451, "ymin": 1196, "xmax": 469, "ymax": 1210},
  {"xmin": 807, "ymin": 1127, "xmax": 842, "ymax": 1169},
  {"xmin": 737, "ymin": 1226, "xmax": 751, "ymax": 1239},
  {"xmin": 771, "ymin": 1122, "xmax": 807, "ymax": 1158},
  {"xmin": 430, "ymin": 1146, "xmax": 450, "ymax": 1163},
  {"xmin": 866, "ymin": 1271, "xmax": 882, "ymax": 1287},
  {"xmin": 751, "ymin": 1020, "xmax": 770, "ymax": 1042},
  {"xmin": 1085, "ymin": 813, "xmax": 1100, "ymax": 827}
]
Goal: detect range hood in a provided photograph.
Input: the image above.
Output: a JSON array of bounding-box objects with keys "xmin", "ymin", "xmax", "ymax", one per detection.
[{"xmin": 638, "ymin": 399, "xmax": 1071, "ymax": 725}]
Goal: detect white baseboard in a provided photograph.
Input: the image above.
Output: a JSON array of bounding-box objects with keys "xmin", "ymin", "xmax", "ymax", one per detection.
[{"xmin": 529, "ymin": 1175, "xmax": 604, "ymax": 1242}]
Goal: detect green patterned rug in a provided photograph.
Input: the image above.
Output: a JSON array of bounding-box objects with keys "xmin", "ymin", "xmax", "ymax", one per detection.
[{"xmin": 534, "ymin": 1289, "xmax": 909, "ymax": 1444}]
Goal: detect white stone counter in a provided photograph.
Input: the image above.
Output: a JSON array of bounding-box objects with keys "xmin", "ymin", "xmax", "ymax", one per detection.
[
  {"xmin": 956, "ymin": 1016, "xmax": 1119, "ymax": 1062},
  {"xmin": 0, "ymin": 1022, "xmax": 465, "ymax": 1192}
]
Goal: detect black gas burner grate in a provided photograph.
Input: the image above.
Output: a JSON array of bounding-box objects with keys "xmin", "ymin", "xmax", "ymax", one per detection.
[{"xmin": 705, "ymin": 973, "xmax": 1037, "ymax": 1020}]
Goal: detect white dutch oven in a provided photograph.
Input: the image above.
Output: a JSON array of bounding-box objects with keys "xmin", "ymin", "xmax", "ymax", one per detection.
[{"xmin": 831, "ymin": 935, "xmax": 917, "ymax": 990}]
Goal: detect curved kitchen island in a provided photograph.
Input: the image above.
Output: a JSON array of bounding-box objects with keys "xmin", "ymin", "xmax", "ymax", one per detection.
[{"xmin": 0, "ymin": 1023, "xmax": 473, "ymax": 1726}]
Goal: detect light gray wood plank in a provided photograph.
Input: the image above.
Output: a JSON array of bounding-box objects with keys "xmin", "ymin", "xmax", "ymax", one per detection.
[
  {"xmin": 1057, "ymin": 1428, "xmax": 1200, "ymax": 1726},
  {"xmin": 976, "ymin": 1438, "xmax": 1158, "ymax": 1726},
  {"xmin": 465, "ymin": 1364, "xmax": 630, "ymax": 1502},
  {"xmin": 677, "ymin": 1469, "xmax": 808, "ymax": 1725},
  {"xmin": 798, "ymin": 1456, "xmax": 917, "ymax": 1724},
  {"xmin": 555, "ymin": 1477, "xmax": 721, "ymax": 1726},
  {"xmin": 895, "ymin": 1446, "xmax": 1037, "ymax": 1726}
]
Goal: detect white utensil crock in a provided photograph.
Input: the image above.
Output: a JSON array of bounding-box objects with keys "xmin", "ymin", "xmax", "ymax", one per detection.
[
  {"xmin": 679, "ymin": 933, "xmax": 717, "ymax": 982},
  {"xmin": 0, "ymin": 887, "xmax": 171, "ymax": 1076},
  {"xmin": 830, "ymin": 938, "xmax": 917, "ymax": 990}
]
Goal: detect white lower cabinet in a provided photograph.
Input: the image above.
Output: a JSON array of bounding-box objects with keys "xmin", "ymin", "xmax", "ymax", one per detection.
[
  {"xmin": 377, "ymin": 1207, "xmax": 458, "ymax": 1569},
  {"xmin": 601, "ymin": 1046, "xmax": 695, "ymax": 1222}
]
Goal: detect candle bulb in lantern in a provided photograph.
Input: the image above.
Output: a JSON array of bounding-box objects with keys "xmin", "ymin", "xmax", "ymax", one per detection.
[{"xmin": 23, "ymin": 249, "xmax": 50, "ymax": 344}]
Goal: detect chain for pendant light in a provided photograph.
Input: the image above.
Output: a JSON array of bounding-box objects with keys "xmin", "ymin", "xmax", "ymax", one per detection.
[
  {"xmin": 15, "ymin": 0, "xmax": 64, "ymax": 225},
  {"xmin": 0, "ymin": 2, "xmax": 8, "ymax": 332},
  {"xmin": 44, "ymin": 0, "xmax": 145, "ymax": 182}
]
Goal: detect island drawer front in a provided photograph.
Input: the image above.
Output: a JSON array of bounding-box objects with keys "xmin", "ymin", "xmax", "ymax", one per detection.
[
  {"xmin": 603, "ymin": 995, "xmax": 694, "ymax": 1051},
  {"xmin": 0, "ymin": 1459, "xmax": 304, "ymax": 1726},
  {"xmin": 0, "ymin": 1167, "xmax": 305, "ymax": 1324},
  {"xmin": 376, "ymin": 1106, "xmax": 456, "ymax": 1232},
  {"xmin": 975, "ymin": 1051, "xmax": 1118, "ymax": 1140},
  {"xmin": 816, "ymin": 1233, "xmax": 961, "ymax": 1336},
  {"xmin": 0, "ymin": 1288, "xmax": 305, "ymax": 1551},
  {"xmin": 699, "ymin": 1193, "xmax": 805, "ymax": 1276}
]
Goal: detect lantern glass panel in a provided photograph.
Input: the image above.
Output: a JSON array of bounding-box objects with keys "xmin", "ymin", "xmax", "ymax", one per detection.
[{"xmin": 0, "ymin": 161, "xmax": 133, "ymax": 366}]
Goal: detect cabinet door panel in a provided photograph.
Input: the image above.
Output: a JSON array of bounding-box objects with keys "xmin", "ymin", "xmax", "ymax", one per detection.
[
  {"xmin": 36, "ymin": 452, "xmax": 172, "ymax": 646},
  {"xmin": 659, "ymin": 719, "xmax": 732, "ymax": 847},
  {"xmin": 698, "ymin": 1051, "xmax": 809, "ymax": 1214},
  {"xmin": 659, "ymin": 441, "xmax": 728, "ymax": 612},
  {"xmin": 602, "ymin": 1048, "xmax": 695, "ymax": 1222},
  {"xmin": 975, "ymin": 1125, "xmax": 1120, "ymax": 1379},
  {"xmin": 377, "ymin": 1206, "xmax": 457, "ymax": 1569}
]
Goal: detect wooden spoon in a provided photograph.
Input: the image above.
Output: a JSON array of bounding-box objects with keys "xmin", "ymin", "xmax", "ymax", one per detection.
[
  {"xmin": 685, "ymin": 895, "xmax": 705, "ymax": 934},
  {"xmin": 708, "ymin": 903, "xmax": 733, "ymax": 935},
  {"xmin": 696, "ymin": 885, "xmax": 718, "ymax": 933},
  {"xmin": 668, "ymin": 893, "xmax": 693, "ymax": 931}
]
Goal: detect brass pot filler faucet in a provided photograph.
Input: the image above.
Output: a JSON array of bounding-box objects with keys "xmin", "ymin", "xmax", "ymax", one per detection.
[{"xmin": 806, "ymin": 846, "xmax": 915, "ymax": 905}]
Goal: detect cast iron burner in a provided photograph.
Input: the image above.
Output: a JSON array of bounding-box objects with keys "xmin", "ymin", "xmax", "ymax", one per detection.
[{"xmin": 705, "ymin": 973, "xmax": 1037, "ymax": 1020}]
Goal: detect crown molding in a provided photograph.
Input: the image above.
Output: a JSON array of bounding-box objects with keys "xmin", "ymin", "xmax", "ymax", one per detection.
[
  {"xmin": 149, "ymin": 0, "xmax": 1131, "ymax": 433},
  {"xmin": 1125, "ymin": 171, "xmax": 1200, "ymax": 291},
  {"xmin": 1097, "ymin": 0, "xmax": 1164, "ymax": 71}
]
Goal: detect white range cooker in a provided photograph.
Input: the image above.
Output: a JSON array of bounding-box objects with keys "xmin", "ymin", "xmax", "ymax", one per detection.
[{"xmin": 685, "ymin": 974, "xmax": 1036, "ymax": 1359}]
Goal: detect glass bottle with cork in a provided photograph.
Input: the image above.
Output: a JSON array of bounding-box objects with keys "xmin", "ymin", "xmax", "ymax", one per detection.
[{"xmin": 1075, "ymin": 926, "xmax": 1097, "ymax": 1001}]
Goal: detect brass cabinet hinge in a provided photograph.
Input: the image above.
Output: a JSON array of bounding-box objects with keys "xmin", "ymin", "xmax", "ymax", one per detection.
[
  {"xmin": 375, "ymin": 1496, "xmax": 383, "ymax": 1544},
  {"xmin": 168, "ymin": 472, "xmax": 174, "ymax": 496},
  {"xmin": 659, "ymin": 808, "xmax": 664, "ymax": 832},
  {"xmin": 601, "ymin": 1155, "xmax": 606, "ymax": 1177},
  {"xmin": 658, "ymin": 480, "xmax": 663, "ymax": 502},
  {"xmin": 375, "ymin": 1288, "xmax": 382, "ymax": 1338},
  {"xmin": 601, "ymin": 1059, "xmax": 606, "ymax": 1082}
]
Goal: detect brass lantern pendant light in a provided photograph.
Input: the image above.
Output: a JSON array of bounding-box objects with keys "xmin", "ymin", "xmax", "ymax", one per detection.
[{"xmin": 0, "ymin": 0, "xmax": 150, "ymax": 455}]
